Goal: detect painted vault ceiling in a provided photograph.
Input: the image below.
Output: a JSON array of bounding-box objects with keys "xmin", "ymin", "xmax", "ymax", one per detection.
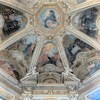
[{"xmin": 0, "ymin": 0, "xmax": 100, "ymax": 100}]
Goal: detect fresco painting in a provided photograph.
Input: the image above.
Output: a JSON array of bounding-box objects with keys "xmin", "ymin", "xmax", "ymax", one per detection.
[
  {"xmin": 40, "ymin": 9, "xmax": 60, "ymax": 30},
  {"xmin": 37, "ymin": 43, "xmax": 62, "ymax": 67}
]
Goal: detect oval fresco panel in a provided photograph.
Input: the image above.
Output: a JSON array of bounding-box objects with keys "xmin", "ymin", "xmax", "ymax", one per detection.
[{"xmin": 40, "ymin": 9, "xmax": 60, "ymax": 30}]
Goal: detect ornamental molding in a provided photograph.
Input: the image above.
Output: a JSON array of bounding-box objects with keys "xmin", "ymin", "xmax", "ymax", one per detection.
[{"xmin": 33, "ymin": 3, "xmax": 68, "ymax": 37}]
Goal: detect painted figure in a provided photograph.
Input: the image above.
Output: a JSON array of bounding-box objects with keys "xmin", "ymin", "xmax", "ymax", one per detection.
[{"xmin": 44, "ymin": 10, "xmax": 58, "ymax": 29}]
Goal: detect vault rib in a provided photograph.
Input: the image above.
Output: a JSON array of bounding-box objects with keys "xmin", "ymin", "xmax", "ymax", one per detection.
[
  {"xmin": 66, "ymin": 26, "xmax": 100, "ymax": 50},
  {"xmin": 0, "ymin": 0, "xmax": 33, "ymax": 15},
  {"xmin": 0, "ymin": 14, "xmax": 34, "ymax": 50},
  {"xmin": 54, "ymin": 36, "xmax": 69, "ymax": 73},
  {"xmin": 29, "ymin": 36, "xmax": 46, "ymax": 72},
  {"xmin": 67, "ymin": 0, "xmax": 100, "ymax": 15}
]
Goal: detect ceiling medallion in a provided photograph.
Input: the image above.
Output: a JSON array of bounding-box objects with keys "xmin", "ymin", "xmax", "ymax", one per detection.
[{"xmin": 34, "ymin": 3, "xmax": 67, "ymax": 37}]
